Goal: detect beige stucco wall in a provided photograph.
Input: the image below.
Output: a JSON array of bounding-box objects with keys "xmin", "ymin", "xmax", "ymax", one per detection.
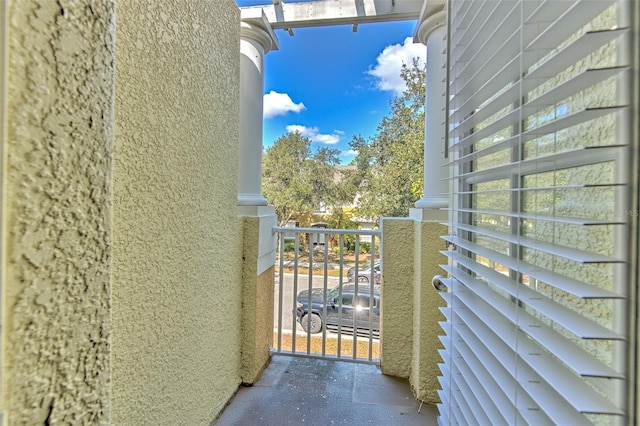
[
  {"xmin": 381, "ymin": 216, "xmax": 447, "ymax": 404},
  {"xmin": 380, "ymin": 216, "xmax": 446, "ymax": 403},
  {"xmin": 240, "ymin": 215, "xmax": 274, "ymax": 384},
  {"xmin": 112, "ymin": 0, "xmax": 243, "ymax": 424},
  {"xmin": 411, "ymin": 219, "xmax": 446, "ymax": 404},
  {"xmin": 2, "ymin": 0, "xmax": 114, "ymax": 423},
  {"xmin": 380, "ymin": 218, "xmax": 414, "ymax": 378}
]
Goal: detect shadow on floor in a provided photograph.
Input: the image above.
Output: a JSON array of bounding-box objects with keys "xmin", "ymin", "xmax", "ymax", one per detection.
[{"xmin": 215, "ymin": 355, "xmax": 439, "ymax": 425}]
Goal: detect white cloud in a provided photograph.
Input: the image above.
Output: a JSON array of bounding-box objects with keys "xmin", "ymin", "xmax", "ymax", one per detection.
[
  {"xmin": 286, "ymin": 125, "xmax": 342, "ymax": 145},
  {"xmin": 263, "ymin": 91, "xmax": 306, "ymax": 119},
  {"xmin": 342, "ymin": 149, "xmax": 359, "ymax": 157},
  {"xmin": 367, "ymin": 37, "xmax": 426, "ymax": 96}
]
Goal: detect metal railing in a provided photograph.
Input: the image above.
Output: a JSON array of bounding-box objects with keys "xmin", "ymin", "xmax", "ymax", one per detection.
[{"xmin": 272, "ymin": 226, "xmax": 382, "ymax": 364}]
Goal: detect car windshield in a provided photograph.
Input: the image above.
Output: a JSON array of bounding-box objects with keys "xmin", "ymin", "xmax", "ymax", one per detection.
[
  {"xmin": 326, "ymin": 284, "xmax": 376, "ymax": 301},
  {"xmin": 326, "ymin": 286, "xmax": 341, "ymax": 300},
  {"xmin": 354, "ymin": 263, "xmax": 372, "ymax": 270}
]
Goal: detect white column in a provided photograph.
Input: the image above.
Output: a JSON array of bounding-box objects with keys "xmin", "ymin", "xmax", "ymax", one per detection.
[
  {"xmin": 239, "ymin": 12, "xmax": 278, "ymax": 277},
  {"xmin": 239, "ymin": 13, "xmax": 278, "ymax": 207},
  {"xmin": 413, "ymin": 10, "xmax": 448, "ymax": 212}
]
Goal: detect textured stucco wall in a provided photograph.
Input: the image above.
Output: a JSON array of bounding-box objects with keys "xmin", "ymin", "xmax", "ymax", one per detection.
[
  {"xmin": 380, "ymin": 216, "xmax": 446, "ymax": 403},
  {"xmin": 411, "ymin": 219, "xmax": 446, "ymax": 404},
  {"xmin": 2, "ymin": 0, "xmax": 114, "ymax": 423},
  {"xmin": 380, "ymin": 218, "xmax": 414, "ymax": 378},
  {"xmin": 240, "ymin": 215, "xmax": 275, "ymax": 384},
  {"xmin": 112, "ymin": 0, "xmax": 243, "ymax": 424}
]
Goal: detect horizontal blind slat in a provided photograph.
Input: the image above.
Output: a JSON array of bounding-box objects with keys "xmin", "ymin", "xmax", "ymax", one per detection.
[
  {"xmin": 453, "ymin": 3, "xmax": 520, "ymax": 81},
  {"xmin": 439, "ymin": 307, "xmax": 452, "ymax": 321},
  {"xmin": 524, "ymin": 66, "xmax": 627, "ymax": 114},
  {"xmin": 443, "ymin": 257, "xmax": 625, "ymax": 343},
  {"xmin": 452, "ymin": 345, "xmax": 510, "ymax": 426},
  {"xmin": 455, "ymin": 145, "xmax": 623, "ymax": 184},
  {"xmin": 454, "ymin": 323, "xmax": 537, "ymax": 425},
  {"xmin": 450, "ymin": 106, "xmax": 625, "ymax": 153},
  {"xmin": 451, "ymin": 0, "xmax": 483, "ymax": 36},
  {"xmin": 524, "ymin": 0, "xmax": 575, "ymax": 26},
  {"xmin": 452, "ymin": 182, "xmax": 626, "ymax": 196},
  {"xmin": 454, "ymin": 300, "xmax": 581, "ymax": 424},
  {"xmin": 452, "ymin": 28, "xmax": 627, "ymax": 127},
  {"xmin": 525, "ymin": 28, "xmax": 628, "ymax": 83},
  {"xmin": 453, "ymin": 1, "xmax": 503, "ymax": 63},
  {"xmin": 450, "ymin": 66, "xmax": 627, "ymax": 144},
  {"xmin": 452, "ymin": 280, "xmax": 624, "ymax": 415},
  {"xmin": 450, "ymin": 81, "xmax": 519, "ymax": 128},
  {"xmin": 450, "ymin": 54, "xmax": 520, "ymax": 118},
  {"xmin": 443, "ymin": 0, "xmax": 630, "ymax": 423},
  {"xmin": 449, "ymin": 358, "xmax": 494, "ymax": 425},
  {"xmin": 524, "ymin": 0, "xmax": 616, "ymax": 54},
  {"xmin": 438, "ymin": 321, "xmax": 451, "ymax": 335},
  {"xmin": 444, "ymin": 207, "xmax": 626, "ymax": 226},
  {"xmin": 442, "ymin": 235, "xmax": 623, "ymax": 299},
  {"xmin": 449, "ymin": 222, "xmax": 624, "ymax": 263}
]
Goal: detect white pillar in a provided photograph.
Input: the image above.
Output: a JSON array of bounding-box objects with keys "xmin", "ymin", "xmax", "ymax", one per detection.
[
  {"xmin": 414, "ymin": 10, "xmax": 448, "ymax": 212},
  {"xmin": 238, "ymin": 12, "xmax": 278, "ymax": 277},
  {"xmin": 239, "ymin": 13, "xmax": 278, "ymax": 207}
]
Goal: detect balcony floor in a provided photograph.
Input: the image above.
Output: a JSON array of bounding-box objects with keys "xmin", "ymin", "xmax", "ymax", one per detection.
[{"xmin": 215, "ymin": 354, "xmax": 438, "ymax": 425}]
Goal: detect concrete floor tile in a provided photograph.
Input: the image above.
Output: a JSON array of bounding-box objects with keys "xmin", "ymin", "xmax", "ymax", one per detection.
[{"xmin": 215, "ymin": 355, "xmax": 438, "ymax": 426}]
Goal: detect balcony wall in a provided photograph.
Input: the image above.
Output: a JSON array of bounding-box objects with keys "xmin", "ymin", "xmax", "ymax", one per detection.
[
  {"xmin": 240, "ymin": 215, "xmax": 276, "ymax": 384},
  {"xmin": 1, "ymin": 1, "xmax": 115, "ymax": 423},
  {"xmin": 2, "ymin": 0, "xmax": 248, "ymax": 424},
  {"xmin": 112, "ymin": 0, "xmax": 244, "ymax": 423},
  {"xmin": 380, "ymin": 214, "xmax": 447, "ymax": 404}
]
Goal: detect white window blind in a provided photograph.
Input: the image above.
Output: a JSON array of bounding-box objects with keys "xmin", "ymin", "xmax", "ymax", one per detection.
[{"xmin": 440, "ymin": 1, "xmax": 633, "ymax": 424}]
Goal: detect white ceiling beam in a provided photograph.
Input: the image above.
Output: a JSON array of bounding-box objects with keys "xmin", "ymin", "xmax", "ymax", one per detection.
[{"xmin": 240, "ymin": 0, "xmax": 424, "ymax": 30}]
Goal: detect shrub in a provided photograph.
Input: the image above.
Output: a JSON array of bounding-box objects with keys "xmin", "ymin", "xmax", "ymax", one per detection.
[
  {"xmin": 359, "ymin": 242, "xmax": 371, "ymax": 254},
  {"xmin": 343, "ymin": 235, "xmax": 356, "ymax": 251},
  {"xmin": 283, "ymin": 239, "xmax": 296, "ymax": 252}
]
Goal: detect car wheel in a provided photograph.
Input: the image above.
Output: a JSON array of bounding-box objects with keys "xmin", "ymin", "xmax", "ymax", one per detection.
[
  {"xmin": 357, "ymin": 275, "xmax": 369, "ymax": 283},
  {"xmin": 301, "ymin": 313, "xmax": 323, "ymax": 334}
]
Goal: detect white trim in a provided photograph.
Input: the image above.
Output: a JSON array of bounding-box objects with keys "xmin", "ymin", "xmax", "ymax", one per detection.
[{"xmin": 240, "ymin": 0, "xmax": 423, "ymax": 30}]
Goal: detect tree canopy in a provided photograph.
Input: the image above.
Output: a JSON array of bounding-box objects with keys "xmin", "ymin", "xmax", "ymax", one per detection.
[
  {"xmin": 262, "ymin": 58, "xmax": 426, "ymax": 225},
  {"xmin": 262, "ymin": 131, "xmax": 346, "ymax": 226},
  {"xmin": 346, "ymin": 59, "xmax": 425, "ymax": 218}
]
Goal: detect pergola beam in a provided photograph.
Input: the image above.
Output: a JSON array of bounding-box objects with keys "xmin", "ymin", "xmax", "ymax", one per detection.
[{"xmin": 240, "ymin": 0, "xmax": 423, "ymax": 30}]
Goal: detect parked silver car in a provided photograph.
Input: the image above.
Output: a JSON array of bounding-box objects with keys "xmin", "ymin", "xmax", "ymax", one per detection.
[{"xmin": 347, "ymin": 262, "xmax": 380, "ymax": 283}]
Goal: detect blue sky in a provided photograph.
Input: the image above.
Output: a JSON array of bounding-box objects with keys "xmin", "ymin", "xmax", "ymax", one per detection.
[{"xmin": 236, "ymin": 0, "xmax": 425, "ymax": 164}]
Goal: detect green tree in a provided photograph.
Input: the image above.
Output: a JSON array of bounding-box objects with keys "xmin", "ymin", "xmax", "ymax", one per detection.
[
  {"xmin": 347, "ymin": 58, "xmax": 425, "ymax": 218},
  {"xmin": 262, "ymin": 132, "xmax": 344, "ymax": 226}
]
